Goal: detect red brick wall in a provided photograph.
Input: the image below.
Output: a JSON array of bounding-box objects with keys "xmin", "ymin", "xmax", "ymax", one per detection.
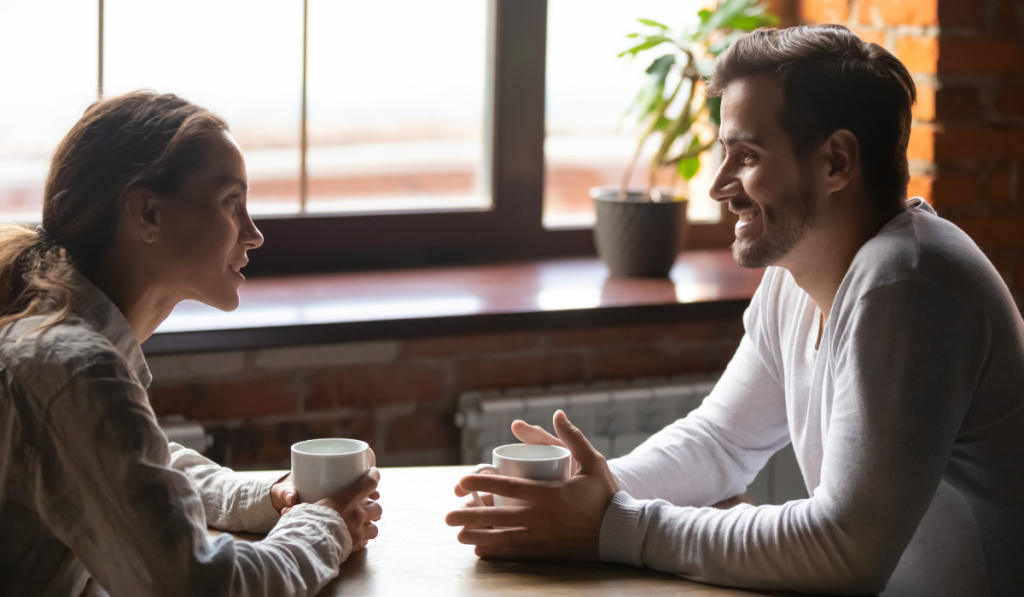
[
  {"xmin": 147, "ymin": 319, "xmax": 744, "ymax": 470},
  {"xmin": 797, "ymin": 0, "xmax": 1024, "ymax": 307}
]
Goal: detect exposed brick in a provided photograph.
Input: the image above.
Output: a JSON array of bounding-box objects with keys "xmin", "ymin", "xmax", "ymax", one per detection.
[
  {"xmin": 399, "ymin": 333, "xmax": 538, "ymax": 358},
  {"xmin": 546, "ymin": 324, "xmax": 669, "ymax": 348},
  {"xmin": 934, "ymin": 128, "xmax": 1024, "ymax": 160},
  {"xmin": 913, "ymin": 86, "xmax": 936, "ymax": 121},
  {"xmin": 995, "ymin": 0, "xmax": 1020, "ymax": 37},
  {"xmin": 996, "ymin": 82, "xmax": 1024, "ymax": 117},
  {"xmin": 224, "ymin": 417, "xmax": 376, "ymax": 469},
  {"xmin": 935, "ymin": 86, "xmax": 982, "ymax": 121},
  {"xmin": 896, "ymin": 37, "xmax": 938, "ymax": 74},
  {"xmin": 457, "ymin": 353, "xmax": 585, "ymax": 390},
  {"xmin": 151, "ymin": 377, "xmax": 297, "ymax": 421},
  {"xmin": 908, "ymin": 126, "xmax": 935, "ymax": 161},
  {"xmin": 307, "ymin": 363, "xmax": 446, "ymax": 410},
  {"xmin": 930, "ymin": 171, "xmax": 978, "ymax": 208},
  {"xmin": 949, "ymin": 214, "xmax": 1024, "ymax": 249},
  {"xmin": 907, "ymin": 175, "xmax": 933, "ymax": 203},
  {"xmin": 939, "ymin": 39, "xmax": 1024, "ymax": 75},
  {"xmin": 589, "ymin": 346, "xmax": 726, "ymax": 381},
  {"xmin": 859, "ymin": 0, "xmax": 937, "ymax": 26},
  {"xmin": 385, "ymin": 412, "xmax": 459, "ymax": 453},
  {"xmin": 937, "ymin": 0, "xmax": 985, "ymax": 29},
  {"xmin": 799, "ymin": 0, "xmax": 849, "ymax": 23},
  {"xmin": 987, "ymin": 169, "xmax": 1014, "ymax": 204},
  {"xmin": 851, "ymin": 27, "xmax": 887, "ymax": 47}
]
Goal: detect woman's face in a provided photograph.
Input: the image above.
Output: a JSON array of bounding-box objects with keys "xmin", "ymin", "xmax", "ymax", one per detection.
[{"xmin": 155, "ymin": 132, "xmax": 263, "ymax": 311}]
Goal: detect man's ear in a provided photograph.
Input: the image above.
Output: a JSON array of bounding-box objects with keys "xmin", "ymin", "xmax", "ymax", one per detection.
[
  {"xmin": 122, "ymin": 185, "xmax": 162, "ymax": 244},
  {"xmin": 822, "ymin": 129, "xmax": 860, "ymax": 195}
]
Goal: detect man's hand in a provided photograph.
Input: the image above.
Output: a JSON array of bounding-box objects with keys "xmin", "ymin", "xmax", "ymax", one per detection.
[
  {"xmin": 445, "ymin": 410, "xmax": 620, "ymax": 560},
  {"xmin": 281, "ymin": 469, "xmax": 384, "ymax": 552}
]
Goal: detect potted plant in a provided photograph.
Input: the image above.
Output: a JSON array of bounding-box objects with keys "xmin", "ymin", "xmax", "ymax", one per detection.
[{"xmin": 593, "ymin": 0, "xmax": 778, "ymax": 278}]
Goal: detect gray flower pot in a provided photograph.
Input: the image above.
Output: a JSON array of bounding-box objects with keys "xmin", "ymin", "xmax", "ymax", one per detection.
[{"xmin": 591, "ymin": 186, "xmax": 689, "ymax": 279}]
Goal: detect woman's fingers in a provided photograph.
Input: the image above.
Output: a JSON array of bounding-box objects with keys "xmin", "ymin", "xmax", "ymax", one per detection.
[{"xmin": 364, "ymin": 500, "xmax": 383, "ymax": 522}]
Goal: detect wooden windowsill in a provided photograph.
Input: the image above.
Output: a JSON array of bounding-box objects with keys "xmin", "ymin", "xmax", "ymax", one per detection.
[{"xmin": 141, "ymin": 250, "xmax": 764, "ymax": 356}]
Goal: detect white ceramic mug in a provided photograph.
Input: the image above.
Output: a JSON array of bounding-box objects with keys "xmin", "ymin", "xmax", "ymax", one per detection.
[
  {"xmin": 291, "ymin": 438, "xmax": 375, "ymax": 504},
  {"xmin": 470, "ymin": 443, "xmax": 572, "ymax": 507}
]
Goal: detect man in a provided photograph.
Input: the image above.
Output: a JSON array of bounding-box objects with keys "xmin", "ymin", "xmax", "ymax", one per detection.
[{"xmin": 446, "ymin": 25, "xmax": 1024, "ymax": 596}]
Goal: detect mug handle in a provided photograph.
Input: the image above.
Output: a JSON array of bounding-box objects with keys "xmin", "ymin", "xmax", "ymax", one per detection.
[{"xmin": 469, "ymin": 463, "xmax": 499, "ymax": 507}]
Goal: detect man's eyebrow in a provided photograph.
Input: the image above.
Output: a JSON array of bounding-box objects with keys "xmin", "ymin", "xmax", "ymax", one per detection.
[{"xmin": 720, "ymin": 133, "xmax": 765, "ymax": 148}]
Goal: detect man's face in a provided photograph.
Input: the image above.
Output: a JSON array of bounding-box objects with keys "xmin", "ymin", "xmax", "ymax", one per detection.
[{"xmin": 709, "ymin": 76, "xmax": 818, "ymax": 268}]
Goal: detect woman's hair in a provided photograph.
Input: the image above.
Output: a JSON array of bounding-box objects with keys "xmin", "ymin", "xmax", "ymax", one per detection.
[
  {"xmin": 705, "ymin": 24, "xmax": 916, "ymax": 209},
  {"xmin": 0, "ymin": 91, "xmax": 228, "ymax": 334}
]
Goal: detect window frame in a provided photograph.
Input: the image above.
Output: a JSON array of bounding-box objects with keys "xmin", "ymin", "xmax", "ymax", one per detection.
[
  {"xmin": 248, "ymin": 0, "xmax": 734, "ymax": 275},
  {"xmin": 30, "ymin": 0, "xmax": 734, "ymax": 276}
]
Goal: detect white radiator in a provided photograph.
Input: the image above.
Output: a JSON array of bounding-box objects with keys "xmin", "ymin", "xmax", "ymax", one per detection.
[{"xmin": 456, "ymin": 374, "xmax": 809, "ymax": 506}]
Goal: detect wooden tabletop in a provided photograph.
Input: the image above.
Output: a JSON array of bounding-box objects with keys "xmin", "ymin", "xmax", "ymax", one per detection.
[{"xmin": 218, "ymin": 466, "xmax": 807, "ymax": 597}]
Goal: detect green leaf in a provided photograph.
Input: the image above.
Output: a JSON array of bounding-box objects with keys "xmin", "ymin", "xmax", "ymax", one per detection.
[
  {"xmin": 628, "ymin": 55, "xmax": 675, "ymax": 120},
  {"xmin": 653, "ymin": 116, "xmax": 673, "ymax": 131},
  {"xmin": 678, "ymin": 156, "xmax": 701, "ymax": 180},
  {"xmin": 626, "ymin": 32, "xmax": 641, "ymax": 38},
  {"xmin": 697, "ymin": 8, "xmax": 712, "ymax": 24},
  {"xmin": 617, "ymin": 35, "xmax": 670, "ymax": 58},
  {"xmin": 706, "ymin": 96, "xmax": 722, "ymax": 127},
  {"xmin": 638, "ymin": 18, "xmax": 670, "ymax": 30}
]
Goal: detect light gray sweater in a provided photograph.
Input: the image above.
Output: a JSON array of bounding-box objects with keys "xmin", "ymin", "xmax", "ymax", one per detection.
[{"xmin": 600, "ymin": 199, "xmax": 1024, "ymax": 596}]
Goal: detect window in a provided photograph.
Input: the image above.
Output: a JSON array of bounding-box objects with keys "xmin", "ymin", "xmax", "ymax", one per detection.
[
  {"xmin": 0, "ymin": 0, "xmax": 97, "ymax": 222},
  {"xmin": 544, "ymin": 0, "xmax": 721, "ymax": 228},
  {"xmin": 1, "ymin": 0, "xmax": 730, "ymax": 274}
]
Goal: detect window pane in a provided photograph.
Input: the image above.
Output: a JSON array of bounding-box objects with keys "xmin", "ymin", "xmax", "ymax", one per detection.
[
  {"xmin": 544, "ymin": 0, "xmax": 720, "ymax": 228},
  {"xmin": 305, "ymin": 0, "xmax": 489, "ymax": 214},
  {"xmin": 0, "ymin": 0, "xmax": 97, "ymax": 222},
  {"xmin": 105, "ymin": 0, "xmax": 303, "ymax": 215}
]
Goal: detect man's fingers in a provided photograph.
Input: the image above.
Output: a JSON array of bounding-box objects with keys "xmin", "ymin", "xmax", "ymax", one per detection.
[
  {"xmin": 445, "ymin": 506, "xmax": 529, "ymax": 528},
  {"xmin": 457, "ymin": 527, "xmax": 534, "ymax": 547},
  {"xmin": 458, "ymin": 474, "xmax": 548, "ymax": 502},
  {"xmin": 511, "ymin": 420, "xmax": 566, "ymax": 448},
  {"xmin": 454, "ymin": 483, "xmax": 471, "ymax": 498},
  {"xmin": 552, "ymin": 410, "xmax": 602, "ymax": 471}
]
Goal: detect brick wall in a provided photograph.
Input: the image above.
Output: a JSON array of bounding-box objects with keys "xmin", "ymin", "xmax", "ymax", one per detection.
[
  {"xmin": 797, "ymin": 0, "xmax": 1024, "ymax": 308},
  {"xmin": 148, "ymin": 319, "xmax": 744, "ymax": 470}
]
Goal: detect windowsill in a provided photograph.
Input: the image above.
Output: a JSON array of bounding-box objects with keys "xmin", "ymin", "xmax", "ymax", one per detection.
[{"xmin": 141, "ymin": 249, "xmax": 763, "ymax": 355}]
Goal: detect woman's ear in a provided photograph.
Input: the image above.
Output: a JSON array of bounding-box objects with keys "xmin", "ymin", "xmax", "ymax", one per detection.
[
  {"xmin": 822, "ymin": 129, "xmax": 860, "ymax": 195},
  {"xmin": 122, "ymin": 186, "xmax": 162, "ymax": 243}
]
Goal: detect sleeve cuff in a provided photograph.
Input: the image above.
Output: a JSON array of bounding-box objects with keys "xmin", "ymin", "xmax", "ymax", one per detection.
[
  {"xmin": 599, "ymin": 491, "xmax": 647, "ymax": 567},
  {"xmin": 238, "ymin": 471, "xmax": 290, "ymax": 534}
]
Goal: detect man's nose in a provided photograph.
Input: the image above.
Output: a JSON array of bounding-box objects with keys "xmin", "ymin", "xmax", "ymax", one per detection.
[{"xmin": 708, "ymin": 162, "xmax": 741, "ymax": 203}]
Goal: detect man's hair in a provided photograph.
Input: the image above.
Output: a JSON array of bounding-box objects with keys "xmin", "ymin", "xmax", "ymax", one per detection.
[{"xmin": 706, "ymin": 25, "xmax": 916, "ymax": 208}]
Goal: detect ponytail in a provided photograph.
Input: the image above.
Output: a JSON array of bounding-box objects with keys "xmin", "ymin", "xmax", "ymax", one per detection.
[{"xmin": 0, "ymin": 91, "xmax": 227, "ymax": 335}]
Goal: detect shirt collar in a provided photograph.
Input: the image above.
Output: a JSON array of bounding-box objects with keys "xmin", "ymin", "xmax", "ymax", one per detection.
[{"xmin": 70, "ymin": 270, "xmax": 153, "ymax": 389}]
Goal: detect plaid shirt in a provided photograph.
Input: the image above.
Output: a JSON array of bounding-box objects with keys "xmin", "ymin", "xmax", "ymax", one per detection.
[{"xmin": 0, "ymin": 272, "xmax": 349, "ymax": 597}]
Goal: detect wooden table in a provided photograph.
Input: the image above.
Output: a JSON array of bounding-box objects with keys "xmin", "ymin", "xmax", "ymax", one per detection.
[{"xmin": 220, "ymin": 466, "xmax": 808, "ymax": 597}]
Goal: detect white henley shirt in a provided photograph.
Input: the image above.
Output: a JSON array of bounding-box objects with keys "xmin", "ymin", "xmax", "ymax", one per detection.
[{"xmin": 600, "ymin": 199, "xmax": 1024, "ymax": 596}]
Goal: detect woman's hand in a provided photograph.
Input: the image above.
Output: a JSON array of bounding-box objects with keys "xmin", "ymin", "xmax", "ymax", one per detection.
[
  {"xmin": 271, "ymin": 474, "xmax": 298, "ymax": 513},
  {"xmin": 290, "ymin": 469, "xmax": 383, "ymax": 552}
]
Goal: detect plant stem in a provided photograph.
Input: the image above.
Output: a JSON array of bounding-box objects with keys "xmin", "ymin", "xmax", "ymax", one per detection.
[
  {"xmin": 620, "ymin": 72, "xmax": 686, "ymax": 199},
  {"xmin": 647, "ymin": 71, "xmax": 698, "ymax": 194}
]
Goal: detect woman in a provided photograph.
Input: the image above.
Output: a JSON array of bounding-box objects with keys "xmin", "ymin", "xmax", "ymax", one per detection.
[{"xmin": 0, "ymin": 92, "xmax": 381, "ymax": 596}]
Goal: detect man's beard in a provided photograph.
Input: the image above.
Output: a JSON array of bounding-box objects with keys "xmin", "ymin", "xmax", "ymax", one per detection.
[{"xmin": 730, "ymin": 182, "xmax": 817, "ymax": 269}]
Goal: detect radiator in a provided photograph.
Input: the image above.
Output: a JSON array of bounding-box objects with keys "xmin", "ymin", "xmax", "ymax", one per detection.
[{"xmin": 456, "ymin": 374, "xmax": 809, "ymax": 506}]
